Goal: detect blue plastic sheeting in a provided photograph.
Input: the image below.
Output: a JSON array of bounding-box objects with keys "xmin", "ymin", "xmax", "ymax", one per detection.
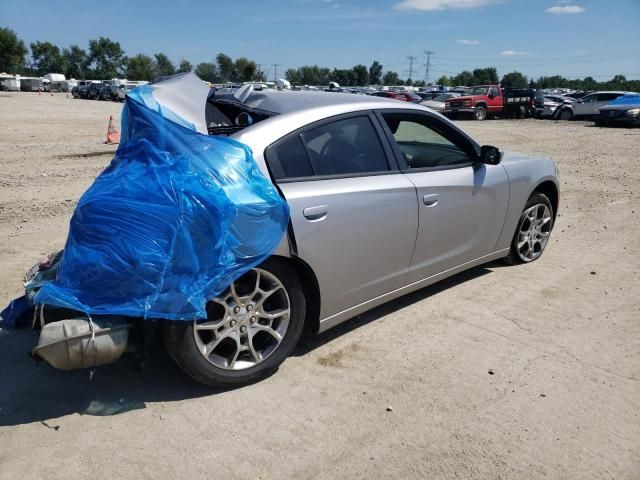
[
  {"xmin": 35, "ymin": 74, "xmax": 289, "ymax": 320},
  {"xmin": 609, "ymin": 94, "xmax": 640, "ymax": 106}
]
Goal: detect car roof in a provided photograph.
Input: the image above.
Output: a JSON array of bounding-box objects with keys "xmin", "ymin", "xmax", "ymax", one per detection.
[{"xmin": 239, "ymin": 89, "xmax": 400, "ymax": 114}]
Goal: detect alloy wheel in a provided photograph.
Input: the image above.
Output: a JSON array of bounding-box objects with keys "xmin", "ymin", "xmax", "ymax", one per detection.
[
  {"xmin": 516, "ymin": 204, "xmax": 552, "ymax": 262},
  {"xmin": 193, "ymin": 268, "xmax": 290, "ymax": 371}
]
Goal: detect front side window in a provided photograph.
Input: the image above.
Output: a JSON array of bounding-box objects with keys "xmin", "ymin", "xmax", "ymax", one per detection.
[
  {"xmin": 300, "ymin": 116, "xmax": 389, "ymax": 176},
  {"xmin": 582, "ymin": 94, "xmax": 598, "ymax": 103},
  {"xmin": 382, "ymin": 115, "xmax": 471, "ymax": 169}
]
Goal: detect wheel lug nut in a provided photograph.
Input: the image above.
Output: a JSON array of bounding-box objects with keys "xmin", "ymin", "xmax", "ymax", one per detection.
[
  {"xmin": 247, "ymin": 305, "xmax": 253, "ymax": 311},
  {"xmin": 230, "ymin": 320, "xmax": 236, "ymax": 327},
  {"xmin": 240, "ymin": 326, "xmax": 247, "ymax": 333},
  {"xmin": 250, "ymin": 316, "xmax": 256, "ymax": 323},
  {"xmin": 233, "ymin": 306, "xmax": 240, "ymax": 313}
]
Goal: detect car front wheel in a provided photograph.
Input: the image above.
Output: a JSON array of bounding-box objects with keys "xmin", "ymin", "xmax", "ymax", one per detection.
[
  {"xmin": 505, "ymin": 192, "xmax": 554, "ymax": 264},
  {"xmin": 163, "ymin": 259, "xmax": 306, "ymax": 387}
]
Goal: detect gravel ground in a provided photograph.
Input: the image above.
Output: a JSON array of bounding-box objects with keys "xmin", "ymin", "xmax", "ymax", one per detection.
[{"xmin": 0, "ymin": 92, "xmax": 638, "ymax": 479}]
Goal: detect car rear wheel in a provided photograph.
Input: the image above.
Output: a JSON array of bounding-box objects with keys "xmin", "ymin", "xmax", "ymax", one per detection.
[
  {"xmin": 505, "ymin": 192, "xmax": 554, "ymax": 264},
  {"xmin": 163, "ymin": 259, "xmax": 306, "ymax": 387},
  {"xmin": 558, "ymin": 109, "xmax": 573, "ymax": 121},
  {"xmin": 474, "ymin": 106, "xmax": 487, "ymax": 121}
]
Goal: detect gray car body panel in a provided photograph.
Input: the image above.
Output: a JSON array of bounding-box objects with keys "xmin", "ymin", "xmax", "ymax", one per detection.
[{"xmin": 228, "ymin": 91, "xmax": 558, "ymax": 333}]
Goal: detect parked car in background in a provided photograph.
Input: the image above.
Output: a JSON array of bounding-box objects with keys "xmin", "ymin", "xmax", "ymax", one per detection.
[
  {"xmin": 98, "ymin": 83, "xmax": 115, "ymax": 101},
  {"xmin": 420, "ymin": 92, "xmax": 461, "ymax": 113},
  {"xmin": 116, "ymin": 83, "xmax": 140, "ymax": 102},
  {"xmin": 536, "ymin": 94, "xmax": 575, "ymax": 118},
  {"xmin": 444, "ymin": 85, "xmax": 536, "ymax": 120},
  {"xmin": 371, "ymin": 90, "xmax": 421, "ymax": 103},
  {"xmin": 555, "ymin": 91, "xmax": 629, "ymax": 120},
  {"xmin": 87, "ymin": 82, "xmax": 105, "ymax": 100},
  {"xmin": 595, "ymin": 94, "xmax": 640, "ymax": 127},
  {"xmin": 416, "ymin": 91, "xmax": 440, "ymax": 101}
]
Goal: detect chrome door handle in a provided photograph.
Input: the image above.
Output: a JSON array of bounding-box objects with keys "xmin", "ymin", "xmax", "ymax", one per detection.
[
  {"xmin": 422, "ymin": 194, "xmax": 439, "ymax": 207},
  {"xmin": 303, "ymin": 205, "xmax": 328, "ymax": 221}
]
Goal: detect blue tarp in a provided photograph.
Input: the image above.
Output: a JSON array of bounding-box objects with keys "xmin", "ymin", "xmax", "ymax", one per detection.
[
  {"xmin": 609, "ymin": 94, "xmax": 640, "ymax": 106},
  {"xmin": 35, "ymin": 73, "xmax": 289, "ymax": 320}
]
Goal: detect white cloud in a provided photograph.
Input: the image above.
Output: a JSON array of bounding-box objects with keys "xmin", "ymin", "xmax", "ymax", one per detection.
[
  {"xmin": 545, "ymin": 5, "xmax": 585, "ymax": 14},
  {"xmin": 457, "ymin": 39, "xmax": 479, "ymax": 45},
  {"xmin": 394, "ymin": 0, "xmax": 494, "ymax": 11},
  {"xmin": 500, "ymin": 50, "xmax": 528, "ymax": 56}
]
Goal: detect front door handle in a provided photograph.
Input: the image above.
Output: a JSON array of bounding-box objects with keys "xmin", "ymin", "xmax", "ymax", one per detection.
[
  {"xmin": 303, "ymin": 205, "xmax": 328, "ymax": 221},
  {"xmin": 422, "ymin": 194, "xmax": 439, "ymax": 207}
]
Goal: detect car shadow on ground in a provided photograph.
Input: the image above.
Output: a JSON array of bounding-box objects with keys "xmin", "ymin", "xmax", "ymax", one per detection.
[{"xmin": 0, "ymin": 265, "xmax": 493, "ymax": 427}]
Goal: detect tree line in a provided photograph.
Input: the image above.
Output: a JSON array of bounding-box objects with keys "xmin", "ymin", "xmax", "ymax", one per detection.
[{"xmin": 1, "ymin": 27, "xmax": 638, "ymax": 91}]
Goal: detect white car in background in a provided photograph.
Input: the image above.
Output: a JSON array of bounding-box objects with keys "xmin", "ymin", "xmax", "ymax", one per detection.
[{"xmin": 420, "ymin": 92, "xmax": 461, "ymax": 113}]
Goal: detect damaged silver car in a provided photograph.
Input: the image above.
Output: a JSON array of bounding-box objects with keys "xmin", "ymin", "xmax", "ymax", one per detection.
[{"xmin": 20, "ymin": 74, "xmax": 560, "ymax": 387}]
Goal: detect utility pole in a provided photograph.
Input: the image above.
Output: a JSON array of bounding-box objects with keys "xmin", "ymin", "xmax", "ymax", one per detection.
[
  {"xmin": 271, "ymin": 63, "xmax": 280, "ymax": 82},
  {"xmin": 423, "ymin": 50, "xmax": 434, "ymax": 85},
  {"xmin": 406, "ymin": 55, "xmax": 417, "ymax": 82}
]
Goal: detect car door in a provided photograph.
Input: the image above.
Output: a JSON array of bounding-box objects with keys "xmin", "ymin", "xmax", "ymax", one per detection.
[
  {"xmin": 487, "ymin": 86, "xmax": 503, "ymax": 114},
  {"xmin": 265, "ymin": 112, "xmax": 419, "ymax": 319},
  {"xmin": 573, "ymin": 93, "xmax": 599, "ymax": 116},
  {"xmin": 376, "ymin": 110, "xmax": 509, "ymax": 284}
]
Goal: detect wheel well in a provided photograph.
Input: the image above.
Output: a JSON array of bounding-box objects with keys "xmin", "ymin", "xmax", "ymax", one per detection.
[
  {"xmin": 269, "ymin": 255, "xmax": 321, "ymax": 335},
  {"xmin": 476, "ymin": 103, "xmax": 486, "ymax": 109},
  {"xmin": 533, "ymin": 181, "xmax": 559, "ymax": 220}
]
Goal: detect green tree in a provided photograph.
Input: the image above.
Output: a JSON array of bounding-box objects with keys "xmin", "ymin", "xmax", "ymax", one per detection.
[
  {"xmin": 88, "ymin": 37, "xmax": 125, "ymax": 78},
  {"xmin": 0, "ymin": 27, "xmax": 27, "ymax": 74},
  {"xmin": 62, "ymin": 45, "xmax": 88, "ymax": 79},
  {"xmin": 369, "ymin": 60, "xmax": 383, "ymax": 85},
  {"xmin": 500, "ymin": 71, "xmax": 528, "ymax": 88},
  {"xmin": 235, "ymin": 57, "xmax": 257, "ymax": 82},
  {"xmin": 436, "ymin": 75, "xmax": 451, "ymax": 87},
  {"xmin": 216, "ymin": 53, "xmax": 236, "ymax": 82},
  {"xmin": 178, "ymin": 59, "xmax": 192, "ymax": 73},
  {"xmin": 194, "ymin": 62, "xmax": 219, "ymax": 83},
  {"xmin": 331, "ymin": 68, "xmax": 355, "ymax": 86},
  {"xmin": 452, "ymin": 70, "xmax": 473, "ymax": 86},
  {"xmin": 352, "ymin": 64, "xmax": 369, "ymax": 86},
  {"xmin": 610, "ymin": 74, "xmax": 627, "ymax": 85},
  {"xmin": 382, "ymin": 70, "xmax": 401, "ymax": 85},
  {"xmin": 285, "ymin": 68, "xmax": 301, "ymax": 85},
  {"xmin": 471, "ymin": 67, "xmax": 498, "ymax": 85},
  {"xmin": 405, "ymin": 78, "xmax": 414, "ymax": 87},
  {"xmin": 125, "ymin": 54, "xmax": 156, "ymax": 81},
  {"xmin": 154, "ymin": 53, "xmax": 175, "ymax": 77},
  {"xmin": 30, "ymin": 41, "xmax": 65, "ymax": 75}
]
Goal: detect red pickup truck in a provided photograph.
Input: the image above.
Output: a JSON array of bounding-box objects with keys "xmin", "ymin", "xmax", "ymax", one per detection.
[{"xmin": 443, "ymin": 85, "xmax": 535, "ymax": 120}]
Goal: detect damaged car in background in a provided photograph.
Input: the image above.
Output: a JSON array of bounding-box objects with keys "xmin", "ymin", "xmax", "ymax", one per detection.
[{"xmin": 2, "ymin": 72, "xmax": 560, "ymax": 388}]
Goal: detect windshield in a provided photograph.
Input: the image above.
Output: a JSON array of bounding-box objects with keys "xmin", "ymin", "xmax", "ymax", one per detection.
[
  {"xmin": 469, "ymin": 86, "xmax": 488, "ymax": 95},
  {"xmin": 434, "ymin": 94, "xmax": 452, "ymax": 101}
]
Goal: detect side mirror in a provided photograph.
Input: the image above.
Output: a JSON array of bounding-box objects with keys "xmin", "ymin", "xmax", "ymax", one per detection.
[{"xmin": 480, "ymin": 145, "xmax": 503, "ymax": 165}]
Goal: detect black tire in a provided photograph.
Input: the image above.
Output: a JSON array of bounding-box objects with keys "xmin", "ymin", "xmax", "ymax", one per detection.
[
  {"xmin": 558, "ymin": 108, "xmax": 573, "ymax": 121},
  {"xmin": 474, "ymin": 106, "xmax": 487, "ymax": 121},
  {"xmin": 504, "ymin": 192, "xmax": 554, "ymax": 265},
  {"xmin": 163, "ymin": 259, "xmax": 306, "ymax": 387}
]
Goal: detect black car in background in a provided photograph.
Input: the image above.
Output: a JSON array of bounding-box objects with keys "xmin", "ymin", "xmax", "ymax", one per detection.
[
  {"xmin": 595, "ymin": 94, "xmax": 640, "ymax": 127},
  {"xmin": 87, "ymin": 82, "xmax": 104, "ymax": 100}
]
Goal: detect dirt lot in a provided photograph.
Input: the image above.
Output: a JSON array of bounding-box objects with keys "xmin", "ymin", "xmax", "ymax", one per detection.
[{"xmin": 0, "ymin": 92, "xmax": 638, "ymax": 479}]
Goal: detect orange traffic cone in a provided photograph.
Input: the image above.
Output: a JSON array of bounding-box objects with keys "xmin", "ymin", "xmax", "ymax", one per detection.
[{"xmin": 104, "ymin": 115, "xmax": 120, "ymax": 144}]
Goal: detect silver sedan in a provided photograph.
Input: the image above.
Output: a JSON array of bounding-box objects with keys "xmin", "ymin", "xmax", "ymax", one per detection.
[{"xmin": 162, "ymin": 89, "xmax": 560, "ymax": 387}]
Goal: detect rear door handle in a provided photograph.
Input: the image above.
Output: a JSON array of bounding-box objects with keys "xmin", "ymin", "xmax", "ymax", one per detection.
[
  {"xmin": 303, "ymin": 205, "xmax": 328, "ymax": 221},
  {"xmin": 422, "ymin": 194, "xmax": 439, "ymax": 207}
]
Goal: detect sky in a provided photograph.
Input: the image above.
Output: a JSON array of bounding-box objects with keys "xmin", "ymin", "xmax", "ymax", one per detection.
[{"xmin": 2, "ymin": 0, "xmax": 639, "ymax": 81}]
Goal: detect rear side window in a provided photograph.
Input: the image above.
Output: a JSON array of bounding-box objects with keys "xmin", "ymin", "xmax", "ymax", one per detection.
[
  {"xmin": 300, "ymin": 116, "xmax": 389, "ymax": 176},
  {"xmin": 267, "ymin": 135, "xmax": 313, "ymax": 180},
  {"xmin": 597, "ymin": 93, "xmax": 622, "ymax": 102}
]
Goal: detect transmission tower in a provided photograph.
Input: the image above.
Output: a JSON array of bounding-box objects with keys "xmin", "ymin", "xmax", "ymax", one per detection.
[
  {"xmin": 406, "ymin": 55, "xmax": 417, "ymax": 82},
  {"xmin": 271, "ymin": 63, "xmax": 281, "ymax": 82},
  {"xmin": 423, "ymin": 50, "xmax": 434, "ymax": 85}
]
